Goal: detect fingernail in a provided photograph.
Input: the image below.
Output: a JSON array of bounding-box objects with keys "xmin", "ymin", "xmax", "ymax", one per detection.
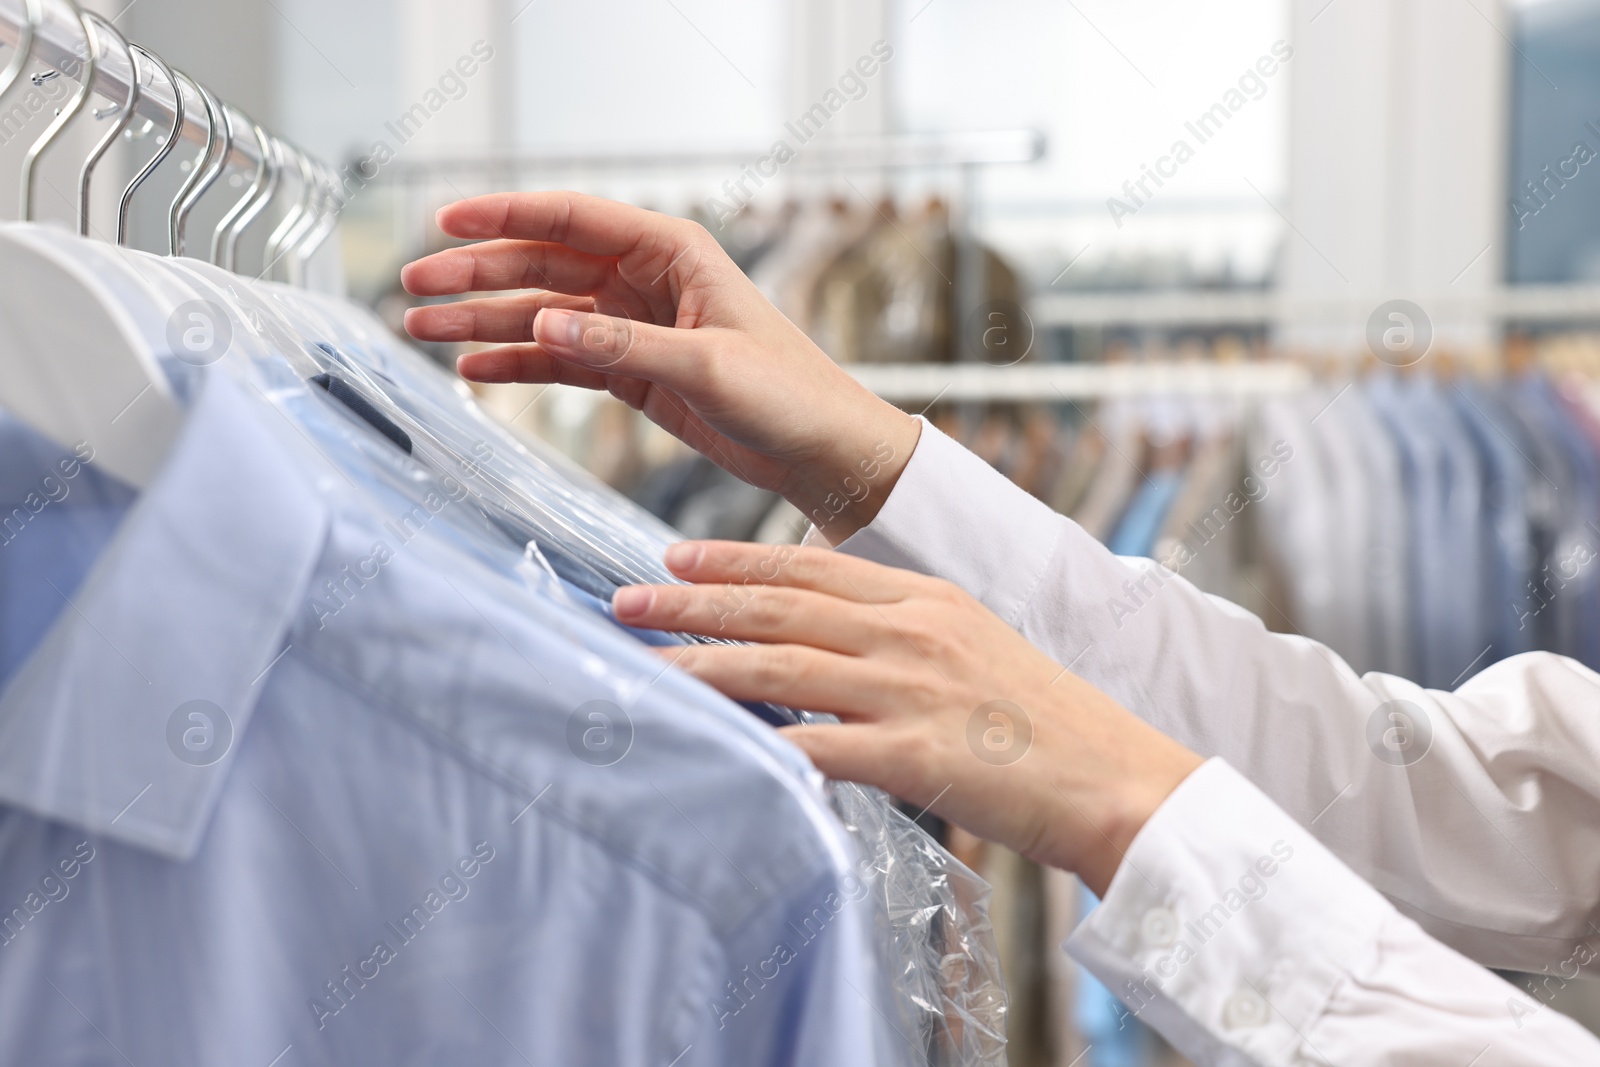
[
  {"xmin": 612, "ymin": 586, "xmax": 655, "ymax": 618},
  {"xmin": 665, "ymin": 542, "xmax": 703, "ymax": 571},
  {"xmin": 535, "ymin": 308, "xmax": 581, "ymax": 349}
]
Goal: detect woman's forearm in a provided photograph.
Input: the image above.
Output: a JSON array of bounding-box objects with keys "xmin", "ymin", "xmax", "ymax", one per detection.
[{"xmin": 829, "ymin": 416, "xmax": 1600, "ymax": 977}]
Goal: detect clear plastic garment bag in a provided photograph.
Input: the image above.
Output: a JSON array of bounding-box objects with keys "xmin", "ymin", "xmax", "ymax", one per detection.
[{"xmin": 135, "ymin": 234, "xmax": 1011, "ymax": 1065}]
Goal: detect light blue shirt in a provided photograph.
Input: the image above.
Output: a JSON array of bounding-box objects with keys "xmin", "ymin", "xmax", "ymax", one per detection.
[
  {"xmin": 1105, "ymin": 469, "xmax": 1184, "ymax": 558},
  {"xmin": 0, "ymin": 368, "xmax": 905, "ymax": 1067},
  {"xmin": 1503, "ymin": 375, "xmax": 1600, "ymax": 667},
  {"xmin": 1365, "ymin": 376, "xmax": 1488, "ymax": 688},
  {"xmin": 1449, "ymin": 381, "xmax": 1538, "ymax": 661}
]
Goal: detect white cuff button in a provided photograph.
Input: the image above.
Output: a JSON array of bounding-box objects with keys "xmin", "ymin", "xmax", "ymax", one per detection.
[
  {"xmin": 1223, "ymin": 986, "xmax": 1270, "ymax": 1030},
  {"xmin": 1140, "ymin": 907, "xmax": 1179, "ymax": 948}
]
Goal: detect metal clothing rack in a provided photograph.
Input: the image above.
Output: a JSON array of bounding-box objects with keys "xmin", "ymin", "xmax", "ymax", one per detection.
[
  {"xmin": 0, "ymin": 0, "xmax": 302, "ymax": 182},
  {"xmin": 1031, "ymin": 287, "xmax": 1600, "ymax": 329},
  {"xmin": 380, "ymin": 132, "xmax": 1321, "ymax": 404},
  {"xmin": 846, "ymin": 360, "xmax": 1311, "ymax": 404},
  {"xmin": 0, "ymin": 0, "xmax": 338, "ymax": 281},
  {"xmin": 379, "ymin": 131, "xmax": 1050, "ymax": 398},
  {"xmin": 375, "ymin": 130, "xmax": 1047, "ymax": 328},
  {"xmin": 377, "ymin": 129, "xmax": 1047, "ymax": 184}
]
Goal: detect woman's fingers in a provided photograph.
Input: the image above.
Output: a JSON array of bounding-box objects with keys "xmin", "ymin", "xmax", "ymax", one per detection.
[
  {"xmin": 406, "ymin": 292, "xmax": 593, "ymax": 345},
  {"xmin": 530, "ymin": 307, "xmax": 728, "ymax": 385},
  {"xmin": 664, "ymin": 643, "xmax": 915, "ymax": 718},
  {"xmin": 400, "ymin": 239, "xmax": 619, "ymax": 298},
  {"xmin": 777, "ymin": 723, "xmax": 925, "ymax": 799},
  {"xmin": 613, "ymin": 580, "xmax": 882, "ymax": 653},
  {"xmin": 454, "ymin": 346, "xmax": 613, "ymax": 390},
  {"xmin": 435, "ymin": 191, "xmax": 695, "ymax": 261},
  {"xmin": 657, "ymin": 540, "xmax": 923, "ymax": 605},
  {"xmin": 435, "ymin": 304, "xmax": 727, "ymax": 403}
]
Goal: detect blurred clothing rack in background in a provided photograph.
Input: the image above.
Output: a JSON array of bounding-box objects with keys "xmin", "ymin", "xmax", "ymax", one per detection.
[
  {"xmin": 1033, "ymin": 286, "xmax": 1600, "ymax": 332},
  {"xmin": 378, "ymin": 129, "xmax": 1047, "ymax": 183},
  {"xmin": 846, "ymin": 360, "xmax": 1310, "ymax": 403},
  {"xmin": 365, "ymin": 129, "xmax": 1046, "ymax": 328}
]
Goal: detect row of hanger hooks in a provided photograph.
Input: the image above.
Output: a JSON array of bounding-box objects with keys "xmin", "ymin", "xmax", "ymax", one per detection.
[{"xmin": 0, "ymin": 0, "xmax": 340, "ymax": 282}]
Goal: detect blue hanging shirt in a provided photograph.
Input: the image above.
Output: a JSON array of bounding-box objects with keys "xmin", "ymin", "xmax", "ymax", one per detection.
[{"xmin": 0, "ymin": 369, "xmax": 905, "ymax": 1067}]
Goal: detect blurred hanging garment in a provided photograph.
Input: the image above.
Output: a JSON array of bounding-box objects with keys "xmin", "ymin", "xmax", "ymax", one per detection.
[
  {"xmin": 1069, "ymin": 405, "xmax": 1146, "ymax": 543},
  {"xmin": 1152, "ymin": 429, "xmax": 1243, "ymax": 604},
  {"xmin": 1450, "ymin": 381, "xmax": 1539, "ymax": 662},
  {"xmin": 740, "ymin": 189, "xmax": 1026, "ymax": 386},
  {"xmin": 1318, "ymin": 385, "xmax": 1413, "ymax": 677},
  {"xmin": 811, "ymin": 199, "xmax": 954, "ymax": 364},
  {"xmin": 1018, "ymin": 366, "xmax": 1600, "ymax": 689},
  {"xmin": 1249, "ymin": 392, "xmax": 1335, "ymax": 642},
  {"xmin": 750, "ymin": 199, "xmax": 876, "ymax": 333}
]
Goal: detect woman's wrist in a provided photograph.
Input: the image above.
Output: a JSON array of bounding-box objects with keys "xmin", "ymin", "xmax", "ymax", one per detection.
[
  {"xmin": 782, "ymin": 401, "xmax": 922, "ymax": 544},
  {"xmin": 1049, "ymin": 737, "xmax": 1206, "ymax": 898}
]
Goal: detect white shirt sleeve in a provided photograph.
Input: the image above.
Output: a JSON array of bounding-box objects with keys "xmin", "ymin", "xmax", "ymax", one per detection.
[
  {"xmin": 1070, "ymin": 758, "xmax": 1600, "ymax": 1065},
  {"xmin": 822, "ymin": 419, "xmax": 1600, "ymax": 1018}
]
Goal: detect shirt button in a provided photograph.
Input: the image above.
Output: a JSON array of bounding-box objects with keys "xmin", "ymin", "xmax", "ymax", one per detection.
[
  {"xmin": 1223, "ymin": 985, "xmax": 1271, "ymax": 1029},
  {"xmin": 1140, "ymin": 907, "xmax": 1179, "ymax": 948}
]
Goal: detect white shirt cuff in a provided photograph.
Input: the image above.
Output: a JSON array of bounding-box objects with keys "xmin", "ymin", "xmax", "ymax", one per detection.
[
  {"xmin": 816, "ymin": 417, "xmax": 1067, "ymax": 630},
  {"xmin": 1064, "ymin": 758, "xmax": 1600, "ymax": 1065},
  {"xmin": 1065, "ymin": 758, "xmax": 1389, "ymax": 1064}
]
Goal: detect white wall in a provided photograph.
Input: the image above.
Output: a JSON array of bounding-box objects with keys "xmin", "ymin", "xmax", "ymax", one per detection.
[
  {"xmin": 509, "ymin": 0, "xmax": 787, "ymax": 155},
  {"xmin": 893, "ymin": 0, "xmax": 1291, "ymax": 283},
  {"xmin": 1280, "ymin": 0, "xmax": 1509, "ymax": 353}
]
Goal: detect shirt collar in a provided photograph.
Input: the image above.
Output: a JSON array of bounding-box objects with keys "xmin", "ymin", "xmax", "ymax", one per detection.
[{"xmin": 0, "ymin": 370, "xmax": 329, "ymax": 859}]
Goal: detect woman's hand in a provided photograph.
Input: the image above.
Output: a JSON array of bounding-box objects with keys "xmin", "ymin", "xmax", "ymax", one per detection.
[
  {"xmin": 400, "ymin": 192, "xmax": 920, "ymax": 542},
  {"xmin": 613, "ymin": 540, "xmax": 1204, "ymax": 896}
]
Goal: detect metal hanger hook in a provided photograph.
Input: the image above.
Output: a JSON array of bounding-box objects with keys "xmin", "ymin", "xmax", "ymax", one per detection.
[
  {"xmin": 281, "ymin": 155, "xmax": 332, "ymax": 285},
  {"xmin": 168, "ymin": 71, "xmax": 222, "ymax": 256},
  {"xmin": 211, "ymin": 110, "xmax": 269, "ymax": 268},
  {"xmin": 291, "ymin": 162, "xmax": 344, "ymax": 281},
  {"xmin": 228, "ymin": 131, "xmax": 284, "ymax": 274},
  {"xmin": 77, "ymin": 12, "xmax": 138, "ymax": 238},
  {"xmin": 20, "ymin": 0, "xmax": 97, "ymax": 222},
  {"xmin": 172, "ymin": 79, "xmax": 232, "ymax": 257},
  {"xmin": 117, "ymin": 44, "xmax": 183, "ymax": 247},
  {"xmin": 263, "ymin": 145, "xmax": 314, "ymax": 280},
  {"xmin": 0, "ymin": 0, "xmax": 43, "ymax": 114}
]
